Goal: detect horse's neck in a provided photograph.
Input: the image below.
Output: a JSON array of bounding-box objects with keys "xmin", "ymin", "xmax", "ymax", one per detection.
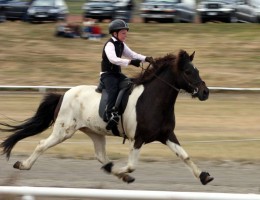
[{"xmin": 142, "ymin": 69, "xmax": 179, "ymax": 109}]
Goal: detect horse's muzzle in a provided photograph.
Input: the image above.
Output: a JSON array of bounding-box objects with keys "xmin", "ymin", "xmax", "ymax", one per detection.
[{"xmin": 193, "ymin": 82, "xmax": 209, "ymax": 101}]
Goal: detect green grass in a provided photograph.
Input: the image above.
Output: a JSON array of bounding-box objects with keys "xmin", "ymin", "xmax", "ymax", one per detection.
[{"xmin": 0, "ymin": 22, "xmax": 260, "ymax": 88}]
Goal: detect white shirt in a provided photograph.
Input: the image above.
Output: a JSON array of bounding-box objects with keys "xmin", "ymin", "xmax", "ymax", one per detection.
[{"xmin": 104, "ymin": 37, "xmax": 146, "ymax": 67}]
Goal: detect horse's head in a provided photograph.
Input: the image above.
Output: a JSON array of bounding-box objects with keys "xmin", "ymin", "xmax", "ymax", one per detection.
[{"xmin": 175, "ymin": 50, "xmax": 209, "ymax": 101}]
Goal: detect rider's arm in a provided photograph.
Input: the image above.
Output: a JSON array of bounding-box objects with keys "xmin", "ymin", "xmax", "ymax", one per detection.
[
  {"xmin": 122, "ymin": 43, "xmax": 146, "ymax": 62},
  {"xmin": 104, "ymin": 42, "xmax": 130, "ymax": 67}
]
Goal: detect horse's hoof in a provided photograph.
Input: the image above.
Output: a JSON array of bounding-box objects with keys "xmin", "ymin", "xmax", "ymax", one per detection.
[
  {"xmin": 13, "ymin": 161, "xmax": 21, "ymax": 169},
  {"xmin": 122, "ymin": 174, "xmax": 135, "ymax": 184},
  {"xmin": 200, "ymin": 171, "xmax": 214, "ymax": 185},
  {"xmin": 101, "ymin": 162, "xmax": 114, "ymax": 174}
]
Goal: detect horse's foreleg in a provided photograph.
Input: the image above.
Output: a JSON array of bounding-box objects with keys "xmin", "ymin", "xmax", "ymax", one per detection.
[
  {"xmin": 166, "ymin": 140, "xmax": 201, "ymax": 177},
  {"xmin": 102, "ymin": 140, "xmax": 141, "ymax": 183},
  {"xmin": 14, "ymin": 123, "xmax": 76, "ymax": 170},
  {"xmin": 166, "ymin": 139, "xmax": 214, "ymax": 185}
]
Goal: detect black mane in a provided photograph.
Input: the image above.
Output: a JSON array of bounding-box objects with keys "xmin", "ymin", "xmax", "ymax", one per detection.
[{"xmin": 133, "ymin": 53, "xmax": 177, "ymax": 85}]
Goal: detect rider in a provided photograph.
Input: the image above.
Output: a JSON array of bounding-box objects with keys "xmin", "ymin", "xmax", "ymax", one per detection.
[{"xmin": 100, "ymin": 19, "xmax": 153, "ymax": 130}]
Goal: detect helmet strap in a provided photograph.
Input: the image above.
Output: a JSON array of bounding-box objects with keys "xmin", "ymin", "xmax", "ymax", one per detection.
[{"xmin": 112, "ymin": 31, "xmax": 121, "ymax": 42}]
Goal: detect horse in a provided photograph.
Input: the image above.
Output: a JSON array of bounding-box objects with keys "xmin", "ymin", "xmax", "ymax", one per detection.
[{"xmin": 0, "ymin": 50, "xmax": 214, "ymax": 185}]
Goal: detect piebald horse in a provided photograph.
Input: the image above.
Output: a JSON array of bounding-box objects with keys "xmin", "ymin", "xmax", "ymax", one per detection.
[{"xmin": 0, "ymin": 50, "xmax": 213, "ymax": 185}]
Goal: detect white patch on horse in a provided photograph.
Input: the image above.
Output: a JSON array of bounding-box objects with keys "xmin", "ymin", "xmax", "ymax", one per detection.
[
  {"xmin": 123, "ymin": 85, "xmax": 144, "ymax": 140},
  {"xmin": 117, "ymin": 142, "xmax": 140, "ymax": 174},
  {"xmin": 166, "ymin": 140, "xmax": 201, "ymax": 179},
  {"xmin": 166, "ymin": 140, "xmax": 188, "ymax": 159},
  {"xmin": 64, "ymin": 85, "xmax": 111, "ymax": 135}
]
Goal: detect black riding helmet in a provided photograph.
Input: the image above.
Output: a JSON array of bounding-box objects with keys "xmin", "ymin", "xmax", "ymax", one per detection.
[{"xmin": 108, "ymin": 19, "xmax": 129, "ymax": 34}]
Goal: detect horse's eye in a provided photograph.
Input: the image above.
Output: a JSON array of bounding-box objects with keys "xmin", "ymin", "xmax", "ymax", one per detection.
[{"xmin": 185, "ymin": 70, "xmax": 192, "ymax": 75}]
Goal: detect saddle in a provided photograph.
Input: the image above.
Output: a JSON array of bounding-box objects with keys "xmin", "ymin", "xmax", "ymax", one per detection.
[{"xmin": 96, "ymin": 78, "xmax": 134, "ymax": 128}]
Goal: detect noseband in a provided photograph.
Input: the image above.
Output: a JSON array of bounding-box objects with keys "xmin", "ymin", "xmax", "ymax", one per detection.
[{"xmin": 182, "ymin": 73, "xmax": 204, "ymax": 95}]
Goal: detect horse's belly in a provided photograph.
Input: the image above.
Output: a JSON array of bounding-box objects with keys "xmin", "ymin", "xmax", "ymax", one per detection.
[{"xmin": 61, "ymin": 85, "xmax": 108, "ymax": 134}]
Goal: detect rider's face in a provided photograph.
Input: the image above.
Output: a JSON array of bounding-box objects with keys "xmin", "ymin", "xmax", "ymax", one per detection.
[{"xmin": 116, "ymin": 29, "xmax": 128, "ymax": 42}]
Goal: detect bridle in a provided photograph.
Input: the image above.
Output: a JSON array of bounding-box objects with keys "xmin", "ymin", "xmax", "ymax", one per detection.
[
  {"xmin": 140, "ymin": 63, "xmax": 202, "ymax": 95},
  {"xmin": 182, "ymin": 72, "xmax": 204, "ymax": 96},
  {"xmin": 140, "ymin": 64, "xmax": 179, "ymax": 92}
]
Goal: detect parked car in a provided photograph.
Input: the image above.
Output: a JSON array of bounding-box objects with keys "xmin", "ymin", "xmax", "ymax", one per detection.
[
  {"xmin": 197, "ymin": 0, "xmax": 238, "ymax": 23},
  {"xmin": 234, "ymin": 0, "xmax": 260, "ymax": 23},
  {"xmin": 175, "ymin": 0, "xmax": 197, "ymax": 22},
  {"xmin": 113, "ymin": 0, "xmax": 135, "ymax": 22},
  {"xmin": 82, "ymin": 0, "xmax": 134, "ymax": 22},
  {"xmin": 0, "ymin": 0, "xmax": 33, "ymax": 21},
  {"xmin": 0, "ymin": 0, "xmax": 8, "ymax": 22},
  {"xmin": 27, "ymin": 0, "xmax": 69, "ymax": 22},
  {"xmin": 140, "ymin": 0, "xmax": 196, "ymax": 23}
]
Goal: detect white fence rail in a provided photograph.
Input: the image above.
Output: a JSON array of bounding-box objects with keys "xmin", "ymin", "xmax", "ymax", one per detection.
[
  {"xmin": 1, "ymin": 85, "xmax": 260, "ymax": 92},
  {"xmin": 0, "ymin": 186, "xmax": 260, "ymax": 200}
]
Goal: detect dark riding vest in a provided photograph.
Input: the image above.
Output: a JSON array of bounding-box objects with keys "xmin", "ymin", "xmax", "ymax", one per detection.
[{"xmin": 101, "ymin": 38, "xmax": 124, "ymax": 73}]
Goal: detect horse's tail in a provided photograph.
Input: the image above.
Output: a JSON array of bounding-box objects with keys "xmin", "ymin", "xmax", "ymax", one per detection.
[{"xmin": 0, "ymin": 93, "xmax": 63, "ymax": 159}]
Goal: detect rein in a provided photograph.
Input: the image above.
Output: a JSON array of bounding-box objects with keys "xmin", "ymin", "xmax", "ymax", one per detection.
[
  {"xmin": 140, "ymin": 64, "xmax": 180, "ymax": 93},
  {"xmin": 140, "ymin": 63, "xmax": 203, "ymax": 96}
]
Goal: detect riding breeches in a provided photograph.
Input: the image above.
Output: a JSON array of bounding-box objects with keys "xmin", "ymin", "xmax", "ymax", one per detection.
[{"xmin": 101, "ymin": 72, "xmax": 127, "ymax": 116}]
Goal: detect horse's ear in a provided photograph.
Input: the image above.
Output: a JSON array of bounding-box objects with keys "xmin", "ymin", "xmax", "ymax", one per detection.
[
  {"xmin": 190, "ymin": 51, "xmax": 195, "ymax": 61},
  {"xmin": 176, "ymin": 50, "xmax": 189, "ymax": 71}
]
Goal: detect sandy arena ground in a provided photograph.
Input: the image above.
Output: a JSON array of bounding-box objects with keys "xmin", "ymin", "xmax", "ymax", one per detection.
[{"xmin": 0, "ymin": 155, "xmax": 260, "ymax": 199}]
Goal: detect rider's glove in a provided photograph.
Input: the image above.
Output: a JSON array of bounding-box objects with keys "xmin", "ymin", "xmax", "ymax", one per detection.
[
  {"xmin": 130, "ymin": 59, "xmax": 142, "ymax": 67},
  {"xmin": 145, "ymin": 56, "xmax": 154, "ymax": 64}
]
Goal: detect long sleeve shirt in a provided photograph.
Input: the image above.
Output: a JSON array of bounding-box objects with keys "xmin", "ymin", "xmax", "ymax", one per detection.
[{"xmin": 104, "ymin": 37, "xmax": 146, "ymax": 67}]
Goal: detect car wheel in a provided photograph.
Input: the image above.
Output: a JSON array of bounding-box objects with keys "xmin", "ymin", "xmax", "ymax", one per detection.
[
  {"xmin": 174, "ymin": 15, "xmax": 180, "ymax": 23},
  {"xmin": 0, "ymin": 14, "xmax": 6, "ymax": 23},
  {"xmin": 144, "ymin": 18, "xmax": 149, "ymax": 23},
  {"xmin": 28, "ymin": 18, "xmax": 34, "ymax": 24},
  {"xmin": 257, "ymin": 17, "xmax": 260, "ymax": 23},
  {"xmin": 200, "ymin": 17, "xmax": 207, "ymax": 23},
  {"xmin": 230, "ymin": 16, "xmax": 238, "ymax": 23}
]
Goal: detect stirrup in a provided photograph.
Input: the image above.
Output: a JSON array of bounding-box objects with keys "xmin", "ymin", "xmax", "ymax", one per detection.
[{"xmin": 106, "ymin": 113, "xmax": 119, "ymax": 130}]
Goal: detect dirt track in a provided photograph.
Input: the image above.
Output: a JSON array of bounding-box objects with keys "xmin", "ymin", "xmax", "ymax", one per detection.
[{"xmin": 1, "ymin": 155, "xmax": 260, "ymax": 199}]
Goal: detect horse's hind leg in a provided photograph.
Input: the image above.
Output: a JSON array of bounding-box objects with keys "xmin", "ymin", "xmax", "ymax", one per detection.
[
  {"xmin": 82, "ymin": 129, "xmax": 137, "ymax": 183},
  {"xmin": 81, "ymin": 128, "xmax": 110, "ymax": 164},
  {"xmin": 166, "ymin": 134, "xmax": 214, "ymax": 185},
  {"xmin": 14, "ymin": 122, "xmax": 76, "ymax": 170}
]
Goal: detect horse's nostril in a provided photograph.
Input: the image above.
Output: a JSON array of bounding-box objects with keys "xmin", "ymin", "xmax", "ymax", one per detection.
[{"xmin": 203, "ymin": 89, "xmax": 209, "ymax": 98}]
